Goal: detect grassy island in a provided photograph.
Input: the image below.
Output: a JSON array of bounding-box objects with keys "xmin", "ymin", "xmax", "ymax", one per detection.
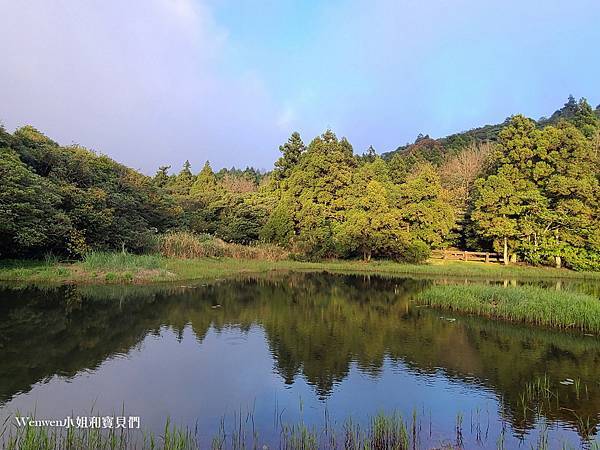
[{"xmin": 418, "ymin": 284, "xmax": 600, "ymax": 333}]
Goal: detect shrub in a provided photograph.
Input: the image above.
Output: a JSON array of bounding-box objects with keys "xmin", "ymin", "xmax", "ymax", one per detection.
[
  {"xmin": 104, "ymin": 272, "xmax": 117, "ymax": 282},
  {"xmin": 563, "ymin": 248, "xmax": 600, "ymax": 272},
  {"xmin": 399, "ymin": 241, "xmax": 431, "ymax": 264}
]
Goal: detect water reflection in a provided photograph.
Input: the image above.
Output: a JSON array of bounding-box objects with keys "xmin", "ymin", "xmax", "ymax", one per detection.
[{"xmin": 0, "ymin": 273, "xmax": 599, "ymax": 445}]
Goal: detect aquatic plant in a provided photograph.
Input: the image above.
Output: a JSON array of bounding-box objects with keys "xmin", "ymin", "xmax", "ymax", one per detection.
[
  {"xmin": 417, "ymin": 284, "xmax": 600, "ymax": 333},
  {"xmin": 1, "ymin": 407, "xmax": 597, "ymax": 450}
]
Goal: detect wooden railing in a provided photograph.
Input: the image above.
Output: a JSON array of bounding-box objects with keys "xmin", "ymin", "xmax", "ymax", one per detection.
[{"xmin": 431, "ymin": 249, "xmax": 504, "ymax": 263}]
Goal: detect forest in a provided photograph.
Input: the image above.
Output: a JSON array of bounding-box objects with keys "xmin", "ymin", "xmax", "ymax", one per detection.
[{"xmin": 1, "ymin": 96, "xmax": 599, "ymax": 270}]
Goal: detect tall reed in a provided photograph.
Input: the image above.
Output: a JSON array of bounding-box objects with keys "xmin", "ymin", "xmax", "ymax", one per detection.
[{"xmin": 159, "ymin": 231, "xmax": 288, "ymax": 261}]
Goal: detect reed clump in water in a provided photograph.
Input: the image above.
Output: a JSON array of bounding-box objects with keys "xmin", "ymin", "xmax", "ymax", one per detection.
[
  {"xmin": 417, "ymin": 284, "xmax": 600, "ymax": 333},
  {"xmin": 3, "ymin": 408, "xmax": 598, "ymax": 450},
  {"xmin": 1, "ymin": 411, "xmax": 416, "ymax": 450}
]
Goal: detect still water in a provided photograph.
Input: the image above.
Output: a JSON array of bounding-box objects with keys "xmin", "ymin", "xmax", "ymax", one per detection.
[{"xmin": 0, "ymin": 273, "xmax": 599, "ymax": 449}]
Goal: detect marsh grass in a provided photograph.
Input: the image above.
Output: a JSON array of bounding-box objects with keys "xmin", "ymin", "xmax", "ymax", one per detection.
[
  {"xmin": 82, "ymin": 251, "xmax": 164, "ymax": 271},
  {"xmin": 159, "ymin": 231, "xmax": 288, "ymax": 261},
  {"xmin": 2, "ymin": 413, "xmax": 416, "ymax": 450},
  {"xmin": 2, "ymin": 423, "xmax": 135, "ymax": 450},
  {"xmin": 2, "ymin": 407, "xmax": 598, "ymax": 450},
  {"xmin": 417, "ymin": 284, "xmax": 600, "ymax": 333}
]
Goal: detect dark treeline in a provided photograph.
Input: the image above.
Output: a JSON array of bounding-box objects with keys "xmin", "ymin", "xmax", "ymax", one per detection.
[{"xmin": 1, "ymin": 97, "xmax": 599, "ymax": 269}]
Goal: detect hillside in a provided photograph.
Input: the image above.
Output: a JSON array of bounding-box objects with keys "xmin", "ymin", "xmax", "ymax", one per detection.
[{"xmin": 382, "ymin": 96, "xmax": 600, "ymax": 163}]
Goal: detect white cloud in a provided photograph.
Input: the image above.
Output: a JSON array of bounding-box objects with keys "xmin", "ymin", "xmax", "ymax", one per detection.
[{"xmin": 0, "ymin": 0, "xmax": 282, "ymax": 173}]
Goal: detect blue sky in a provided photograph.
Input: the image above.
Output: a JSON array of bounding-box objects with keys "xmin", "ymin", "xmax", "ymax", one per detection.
[{"xmin": 1, "ymin": 0, "xmax": 599, "ymax": 173}]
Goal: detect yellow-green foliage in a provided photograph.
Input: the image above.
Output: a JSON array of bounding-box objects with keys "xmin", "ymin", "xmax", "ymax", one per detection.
[{"xmin": 418, "ymin": 284, "xmax": 600, "ymax": 333}]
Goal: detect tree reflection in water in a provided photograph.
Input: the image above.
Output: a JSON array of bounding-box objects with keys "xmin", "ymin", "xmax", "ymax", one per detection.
[{"xmin": 0, "ymin": 273, "xmax": 599, "ymax": 441}]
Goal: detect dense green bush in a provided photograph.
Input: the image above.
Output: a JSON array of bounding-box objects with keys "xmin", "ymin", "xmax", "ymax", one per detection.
[
  {"xmin": 0, "ymin": 126, "xmax": 175, "ymax": 258},
  {"xmin": 563, "ymin": 248, "xmax": 600, "ymax": 272},
  {"xmin": 398, "ymin": 241, "xmax": 431, "ymax": 264}
]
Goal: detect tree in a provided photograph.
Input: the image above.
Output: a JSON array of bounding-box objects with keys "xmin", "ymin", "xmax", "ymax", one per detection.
[
  {"xmin": 0, "ymin": 124, "xmax": 13, "ymax": 148},
  {"xmin": 564, "ymin": 95, "xmax": 577, "ymax": 114},
  {"xmin": 1, "ymin": 110, "xmax": 598, "ymax": 268},
  {"xmin": 274, "ymin": 132, "xmax": 304, "ymax": 181},
  {"xmin": 216, "ymin": 199, "xmax": 265, "ymax": 244},
  {"xmin": 395, "ymin": 164, "xmax": 456, "ymax": 249},
  {"xmin": 359, "ymin": 145, "xmax": 377, "ymax": 163},
  {"xmin": 169, "ymin": 161, "xmax": 195, "ymax": 196},
  {"xmin": 154, "ymin": 165, "xmax": 171, "ymax": 187},
  {"xmin": 220, "ymin": 172, "xmax": 257, "ymax": 194},
  {"xmin": 184, "ymin": 161, "xmax": 225, "ymax": 235},
  {"xmin": 439, "ymin": 142, "xmax": 492, "ymax": 208},
  {"xmin": 536, "ymin": 122, "xmax": 599, "ymax": 268},
  {"xmin": 470, "ymin": 115, "xmax": 599, "ymax": 268},
  {"xmin": 0, "ymin": 148, "xmax": 68, "ymax": 256},
  {"xmin": 572, "ymin": 98, "xmax": 600, "ymax": 138},
  {"xmin": 283, "ymin": 130, "xmax": 356, "ymax": 257},
  {"xmin": 3, "ymin": 128, "xmax": 176, "ymax": 256},
  {"xmin": 335, "ymin": 180, "xmax": 404, "ymax": 261},
  {"xmin": 471, "ymin": 166, "xmax": 545, "ymax": 265},
  {"xmin": 191, "ymin": 161, "xmax": 218, "ymax": 196},
  {"xmin": 387, "ymin": 152, "xmax": 410, "ymax": 184},
  {"xmin": 260, "ymin": 194, "xmax": 295, "ymax": 245}
]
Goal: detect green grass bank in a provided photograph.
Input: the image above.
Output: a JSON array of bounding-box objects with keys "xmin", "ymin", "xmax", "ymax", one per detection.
[{"xmin": 1, "ymin": 253, "xmax": 600, "ymax": 285}]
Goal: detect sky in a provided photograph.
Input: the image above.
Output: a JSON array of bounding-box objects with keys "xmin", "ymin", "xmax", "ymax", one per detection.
[{"xmin": 1, "ymin": 0, "xmax": 599, "ymax": 174}]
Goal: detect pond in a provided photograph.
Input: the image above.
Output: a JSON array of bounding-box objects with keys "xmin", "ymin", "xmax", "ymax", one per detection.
[{"xmin": 0, "ymin": 273, "xmax": 599, "ymax": 449}]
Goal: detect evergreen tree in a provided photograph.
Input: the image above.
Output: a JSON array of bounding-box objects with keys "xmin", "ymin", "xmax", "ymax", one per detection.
[
  {"xmin": 471, "ymin": 115, "xmax": 599, "ymax": 268},
  {"xmin": 286, "ymin": 131, "xmax": 356, "ymax": 257},
  {"xmin": 572, "ymin": 98, "xmax": 600, "ymax": 138},
  {"xmin": 387, "ymin": 152, "xmax": 410, "ymax": 184},
  {"xmin": 359, "ymin": 145, "xmax": 377, "ymax": 163},
  {"xmin": 154, "ymin": 165, "xmax": 171, "ymax": 187},
  {"xmin": 191, "ymin": 161, "xmax": 218, "ymax": 196},
  {"xmin": 274, "ymin": 132, "xmax": 304, "ymax": 180},
  {"xmin": 170, "ymin": 160, "xmax": 195, "ymax": 196},
  {"xmin": 472, "ymin": 166, "xmax": 545, "ymax": 265},
  {"xmin": 335, "ymin": 180, "xmax": 402, "ymax": 261},
  {"xmin": 395, "ymin": 164, "xmax": 456, "ymax": 248}
]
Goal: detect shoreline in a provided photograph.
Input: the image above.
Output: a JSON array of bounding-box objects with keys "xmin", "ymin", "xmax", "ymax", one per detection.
[{"xmin": 1, "ymin": 256, "xmax": 599, "ymax": 285}]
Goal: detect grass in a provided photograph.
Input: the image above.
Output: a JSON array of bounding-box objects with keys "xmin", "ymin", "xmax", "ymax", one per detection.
[
  {"xmin": 0, "ymin": 259, "xmax": 73, "ymax": 283},
  {"xmin": 160, "ymin": 231, "xmax": 288, "ymax": 260},
  {"xmin": 1, "ymin": 255, "xmax": 600, "ymax": 285},
  {"xmin": 2, "ymin": 408, "xmax": 597, "ymax": 450},
  {"xmin": 82, "ymin": 251, "xmax": 164, "ymax": 271},
  {"xmin": 0, "ymin": 411, "xmax": 416, "ymax": 450},
  {"xmin": 417, "ymin": 284, "xmax": 600, "ymax": 333}
]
